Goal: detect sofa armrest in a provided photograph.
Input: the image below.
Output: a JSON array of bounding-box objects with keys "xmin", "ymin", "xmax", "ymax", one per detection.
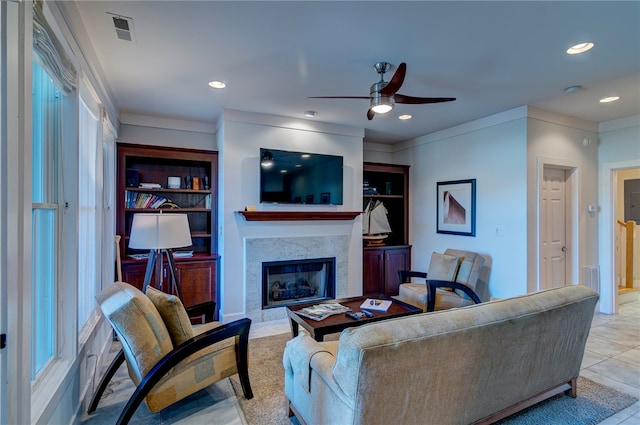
[{"xmin": 283, "ymin": 334, "xmax": 336, "ymax": 391}]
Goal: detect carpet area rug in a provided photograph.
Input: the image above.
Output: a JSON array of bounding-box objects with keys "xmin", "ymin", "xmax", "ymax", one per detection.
[{"xmin": 230, "ymin": 332, "xmax": 638, "ymax": 425}]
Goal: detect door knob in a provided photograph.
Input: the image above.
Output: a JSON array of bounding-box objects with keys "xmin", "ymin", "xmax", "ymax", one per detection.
[{"xmin": 561, "ymin": 246, "xmax": 567, "ymax": 252}]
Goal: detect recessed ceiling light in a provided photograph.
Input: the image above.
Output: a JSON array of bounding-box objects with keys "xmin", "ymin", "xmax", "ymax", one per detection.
[
  {"xmin": 280, "ymin": 169, "xmax": 287, "ymax": 173},
  {"xmin": 398, "ymin": 114, "xmax": 412, "ymax": 120},
  {"xmin": 599, "ymin": 96, "xmax": 620, "ymax": 103},
  {"xmin": 304, "ymin": 110, "xmax": 317, "ymax": 118},
  {"xmin": 208, "ymin": 80, "xmax": 226, "ymax": 89},
  {"xmin": 566, "ymin": 42, "xmax": 594, "ymax": 55},
  {"xmin": 301, "ymin": 154, "xmax": 311, "ymax": 159}
]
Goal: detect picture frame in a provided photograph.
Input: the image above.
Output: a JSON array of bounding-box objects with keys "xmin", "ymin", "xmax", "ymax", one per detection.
[
  {"xmin": 320, "ymin": 192, "xmax": 330, "ymax": 204},
  {"xmin": 436, "ymin": 179, "xmax": 476, "ymax": 236}
]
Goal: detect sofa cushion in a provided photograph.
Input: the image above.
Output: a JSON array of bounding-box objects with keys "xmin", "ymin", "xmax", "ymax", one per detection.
[{"xmin": 145, "ymin": 286, "xmax": 194, "ymax": 346}]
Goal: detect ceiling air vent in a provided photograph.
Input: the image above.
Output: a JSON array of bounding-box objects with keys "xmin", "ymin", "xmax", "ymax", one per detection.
[{"xmin": 107, "ymin": 13, "xmax": 135, "ymax": 42}]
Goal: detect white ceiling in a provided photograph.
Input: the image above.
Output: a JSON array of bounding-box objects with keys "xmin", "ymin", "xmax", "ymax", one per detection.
[{"xmin": 61, "ymin": 1, "xmax": 640, "ymax": 144}]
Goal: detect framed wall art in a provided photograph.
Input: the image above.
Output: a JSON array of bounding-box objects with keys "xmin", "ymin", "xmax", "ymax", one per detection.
[{"xmin": 436, "ymin": 179, "xmax": 476, "ymax": 236}]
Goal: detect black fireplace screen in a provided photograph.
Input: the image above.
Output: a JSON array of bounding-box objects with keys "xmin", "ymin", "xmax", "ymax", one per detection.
[{"xmin": 262, "ymin": 257, "xmax": 336, "ymax": 309}]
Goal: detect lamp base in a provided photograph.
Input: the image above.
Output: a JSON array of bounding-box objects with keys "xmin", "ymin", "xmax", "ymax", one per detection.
[{"xmin": 142, "ymin": 249, "xmax": 182, "ymax": 300}]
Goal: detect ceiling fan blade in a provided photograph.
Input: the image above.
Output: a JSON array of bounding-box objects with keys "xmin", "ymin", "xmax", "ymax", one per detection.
[
  {"xmin": 308, "ymin": 96, "xmax": 370, "ymax": 99},
  {"xmin": 379, "ymin": 62, "xmax": 406, "ymax": 96},
  {"xmin": 367, "ymin": 109, "xmax": 375, "ymax": 120},
  {"xmin": 395, "ymin": 94, "xmax": 456, "ymax": 104}
]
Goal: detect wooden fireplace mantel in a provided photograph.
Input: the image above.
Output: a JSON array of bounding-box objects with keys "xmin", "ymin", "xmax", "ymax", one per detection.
[{"xmin": 236, "ymin": 211, "xmax": 362, "ymax": 222}]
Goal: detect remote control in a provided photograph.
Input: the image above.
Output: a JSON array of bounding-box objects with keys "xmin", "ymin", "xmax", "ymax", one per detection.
[
  {"xmin": 361, "ymin": 310, "xmax": 374, "ymax": 318},
  {"xmin": 346, "ymin": 312, "xmax": 361, "ymax": 320}
]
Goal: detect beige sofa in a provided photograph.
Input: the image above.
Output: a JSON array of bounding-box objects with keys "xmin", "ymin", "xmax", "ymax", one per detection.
[{"xmin": 283, "ymin": 285, "xmax": 598, "ymax": 425}]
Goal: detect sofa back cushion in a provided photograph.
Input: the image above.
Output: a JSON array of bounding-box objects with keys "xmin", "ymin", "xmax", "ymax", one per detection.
[
  {"xmin": 331, "ymin": 285, "xmax": 598, "ymax": 424},
  {"xmin": 96, "ymin": 281, "xmax": 173, "ymax": 384}
]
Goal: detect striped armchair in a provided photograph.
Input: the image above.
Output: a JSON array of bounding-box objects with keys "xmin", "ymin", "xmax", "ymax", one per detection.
[
  {"xmin": 91, "ymin": 281, "xmax": 253, "ymax": 425},
  {"xmin": 397, "ymin": 249, "xmax": 486, "ymax": 312}
]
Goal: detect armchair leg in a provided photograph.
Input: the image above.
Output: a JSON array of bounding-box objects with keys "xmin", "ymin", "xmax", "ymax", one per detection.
[{"xmin": 88, "ymin": 349, "xmax": 125, "ymax": 413}]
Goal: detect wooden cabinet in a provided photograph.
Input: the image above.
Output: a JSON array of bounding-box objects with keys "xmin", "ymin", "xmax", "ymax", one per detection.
[
  {"xmin": 117, "ymin": 143, "xmax": 219, "ymax": 316},
  {"xmin": 363, "ymin": 162, "xmax": 409, "ymax": 246},
  {"xmin": 363, "ymin": 162, "xmax": 411, "ymax": 297},
  {"xmin": 363, "ymin": 245, "xmax": 411, "ymax": 297}
]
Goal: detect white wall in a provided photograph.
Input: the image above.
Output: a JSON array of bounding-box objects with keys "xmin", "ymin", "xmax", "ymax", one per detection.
[
  {"xmin": 525, "ymin": 107, "xmax": 599, "ymax": 293},
  {"xmin": 118, "ymin": 115, "xmax": 217, "ymax": 151},
  {"xmin": 218, "ymin": 110, "xmax": 364, "ymax": 321},
  {"xmin": 391, "ymin": 109, "xmax": 528, "ymax": 299}
]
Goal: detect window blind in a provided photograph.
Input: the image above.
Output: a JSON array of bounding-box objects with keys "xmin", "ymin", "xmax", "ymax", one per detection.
[{"xmin": 32, "ymin": 0, "xmax": 77, "ymax": 94}]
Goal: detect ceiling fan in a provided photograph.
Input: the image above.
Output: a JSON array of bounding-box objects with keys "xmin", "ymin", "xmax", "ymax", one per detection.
[{"xmin": 309, "ymin": 62, "xmax": 456, "ymax": 120}]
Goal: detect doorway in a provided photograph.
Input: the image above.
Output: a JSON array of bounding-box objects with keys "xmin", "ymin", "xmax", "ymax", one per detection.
[
  {"xmin": 538, "ymin": 158, "xmax": 579, "ymax": 292},
  {"xmin": 616, "ymin": 171, "xmax": 640, "ymax": 302},
  {"xmin": 601, "ymin": 160, "xmax": 640, "ymax": 314}
]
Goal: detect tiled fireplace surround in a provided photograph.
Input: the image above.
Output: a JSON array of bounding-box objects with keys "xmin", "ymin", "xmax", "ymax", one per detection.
[{"xmin": 245, "ymin": 235, "xmax": 350, "ymax": 322}]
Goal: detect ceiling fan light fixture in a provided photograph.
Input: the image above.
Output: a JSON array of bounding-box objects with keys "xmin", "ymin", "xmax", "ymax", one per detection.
[{"xmin": 370, "ymin": 95, "xmax": 394, "ymax": 114}]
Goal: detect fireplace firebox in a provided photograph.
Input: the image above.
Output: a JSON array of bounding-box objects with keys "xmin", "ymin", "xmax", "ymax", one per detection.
[{"xmin": 262, "ymin": 257, "xmax": 336, "ymax": 309}]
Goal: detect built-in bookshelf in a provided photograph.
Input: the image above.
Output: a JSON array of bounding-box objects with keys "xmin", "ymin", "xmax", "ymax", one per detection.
[
  {"xmin": 362, "ymin": 162, "xmax": 411, "ymax": 297},
  {"xmin": 116, "ymin": 143, "xmax": 219, "ymax": 314}
]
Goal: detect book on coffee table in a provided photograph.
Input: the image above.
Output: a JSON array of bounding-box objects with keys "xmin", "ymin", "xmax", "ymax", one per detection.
[
  {"xmin": 296, "ymin": 303, "xmax": 351, "ymax": 321},
  {"xmin": 360, "ymin": 298, "xmax": 392, "ymax": 312}
]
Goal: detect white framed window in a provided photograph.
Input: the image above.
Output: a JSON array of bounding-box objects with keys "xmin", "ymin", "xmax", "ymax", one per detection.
[{"xmin": 31, "ymin": 61, "xmax": 61, "ymax": 379}]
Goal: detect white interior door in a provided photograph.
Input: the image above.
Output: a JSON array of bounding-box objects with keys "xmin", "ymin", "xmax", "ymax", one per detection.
[{"xmin": 541, "ymin": 167, "xmax": 568, "ymax": 289}]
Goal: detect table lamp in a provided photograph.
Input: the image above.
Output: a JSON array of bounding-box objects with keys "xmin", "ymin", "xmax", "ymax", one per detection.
[{"xmin": 128, "ymin": 212, "xmax": 192, "ymax": 299}]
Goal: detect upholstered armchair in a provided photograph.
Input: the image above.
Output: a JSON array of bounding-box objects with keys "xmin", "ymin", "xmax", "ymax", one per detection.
[
  {"xmin": 397, "ymin": 249, "xmax": 486, "ymax": 312},
  {"xmin": 90, "ymin": 281, "xmax": 253, "ymax": 425}
]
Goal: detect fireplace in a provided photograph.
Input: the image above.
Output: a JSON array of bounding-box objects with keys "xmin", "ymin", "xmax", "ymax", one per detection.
[{"xmin": 262, "ymin": 257, "xmax": 336, "ymax": 309}]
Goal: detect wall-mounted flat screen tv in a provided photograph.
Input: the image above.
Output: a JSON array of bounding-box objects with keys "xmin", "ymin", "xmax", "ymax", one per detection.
[{"xmin": 260, "ymin": 148, "xmax": 343, "ymax": 205}]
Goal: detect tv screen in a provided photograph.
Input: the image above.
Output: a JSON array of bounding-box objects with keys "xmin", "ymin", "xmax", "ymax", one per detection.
[{"xmin": 260, "ymin": 148, "xmax": 343, "ymax": 205}]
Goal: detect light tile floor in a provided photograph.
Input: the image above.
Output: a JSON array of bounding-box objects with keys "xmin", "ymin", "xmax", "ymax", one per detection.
[{"xmin": 581, "ymin": 298, "xmax": 640, "ymax": 424}]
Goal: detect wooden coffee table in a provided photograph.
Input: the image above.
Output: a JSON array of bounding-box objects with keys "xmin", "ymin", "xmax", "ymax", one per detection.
[{"xmin": 286, "ymin": 296, "xmax": 422, "ymax": 341}]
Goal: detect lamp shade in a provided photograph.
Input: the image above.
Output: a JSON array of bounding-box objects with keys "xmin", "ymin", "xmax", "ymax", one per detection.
[{"xmin": 129, "ymin": 213, "xmax": 192, "ymax": 250}]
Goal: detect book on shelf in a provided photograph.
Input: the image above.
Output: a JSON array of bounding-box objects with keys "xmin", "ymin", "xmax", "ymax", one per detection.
[
  {"xmin": 125, "ymin": 190, "xmax": 174, "ymax": 209},
  {"xmin": 139, "ymin": 183, "xmax": 162, "ymax": 189},
  {"xmin": 360, "ymin": 298, "xmax": 392, "ymax": 312},
  {"xmin": 296, "ymin": 303, "xmax": 351, "ymax": 321},
  {"xmin": 173, "ymin": 250, "xmax": 193, "ymax": 258}
]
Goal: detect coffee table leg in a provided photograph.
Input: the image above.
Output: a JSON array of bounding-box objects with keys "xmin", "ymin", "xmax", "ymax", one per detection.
[{"xmin": 289, "ymin": 318, "xmax": 299, "ymax": 338}]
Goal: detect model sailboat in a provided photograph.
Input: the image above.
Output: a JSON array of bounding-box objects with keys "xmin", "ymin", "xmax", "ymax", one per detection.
[{"xmin": 363, "ymin": 200, "xmax": 392, "ymax": 246}]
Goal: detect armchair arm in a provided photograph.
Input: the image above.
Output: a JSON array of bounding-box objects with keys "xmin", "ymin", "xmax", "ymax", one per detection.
[
  {"xmin": 115, "ymin": 317, "xmax": 252, "ymax": 425},
  {"xmin": 426, "ymin": 280, "xmax": 482, "ymax": 312},
  {"xmin": 185, "ymin": 300, "xmax": 217, "ymax": 323},
  {"xmin": 398, "ymin": 270, "xmax": 427, "ymax": 284}
]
